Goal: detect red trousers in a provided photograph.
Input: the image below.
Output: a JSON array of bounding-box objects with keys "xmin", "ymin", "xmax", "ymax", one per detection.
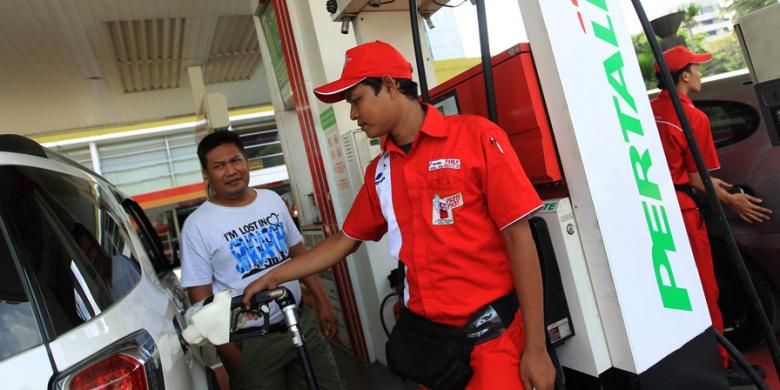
[
  {"xmin": 682, "ymin": 208, "xmax": 729, "ymax": 368},
  {"xmin": 419, "ymin": 311, "xmax": 527, "ymax": 390},
  {"xmin": 467, "ymin": 311, "xmax": 526, "ymax": 390}
]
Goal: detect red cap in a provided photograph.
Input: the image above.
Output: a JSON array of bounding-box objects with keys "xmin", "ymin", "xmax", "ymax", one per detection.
[
  {"xmin": 313, "ymin": 41, "xmax": 413, "ymax": 104},
  {"xmin": 653, "ymin": 45, "xmax": 712, "ymax": 73}
]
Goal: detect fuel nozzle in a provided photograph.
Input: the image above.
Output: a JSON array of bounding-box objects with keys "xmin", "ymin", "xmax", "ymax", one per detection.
[{"xmin": 227, "ymin": 287, "xmax": 297, "ymax": 342}]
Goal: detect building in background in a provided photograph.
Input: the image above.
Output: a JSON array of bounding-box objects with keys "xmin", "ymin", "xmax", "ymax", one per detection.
[{"xmin": 692, "ymin": 0, "xmax": 734, "ymax": 42}]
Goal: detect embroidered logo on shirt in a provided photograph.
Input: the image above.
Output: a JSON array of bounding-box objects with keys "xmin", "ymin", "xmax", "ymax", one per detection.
[
  {"xmin": 432, "ymin": 193, "xmax": 464, "ymax": 225},
  {"xmin": 428, "ymin": 158, "xmax": 461, "ymax": 171}
]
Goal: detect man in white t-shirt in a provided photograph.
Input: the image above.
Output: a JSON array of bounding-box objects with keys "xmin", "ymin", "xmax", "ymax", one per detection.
[{"xmin": 181, "ymin": 130, "xmax": 344, "ymax": 390}]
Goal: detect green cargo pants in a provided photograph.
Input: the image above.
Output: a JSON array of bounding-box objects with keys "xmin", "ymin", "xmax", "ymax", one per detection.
[{"xmin": 229, "ymin": 306, "xmax": 345, "ymax": 390}]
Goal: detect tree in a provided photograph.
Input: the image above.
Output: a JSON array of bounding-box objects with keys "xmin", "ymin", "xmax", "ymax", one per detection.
[
  {"xmin": 726, "ymin": 0, "xmax": 778, "ymax": 17},
  {"xmin": 631, "ymin": 29, "xmax": 708, "ymax": 90},
  {"xmin": 678, "ymin": 3, "xmax": 701, "ymax": 52},
  {"xmin": 632, "ymin": 33, "xmax": 657, "ymax": 90},
  {"xmin": 700, "ymin": 36, "xmax": 747, "ymax": 76}
]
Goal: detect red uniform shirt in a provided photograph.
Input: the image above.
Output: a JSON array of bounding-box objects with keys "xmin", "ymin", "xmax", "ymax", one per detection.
[
  {"xmin": 342, "ymin": 105, "xmax": 542, "ymax": 326},
  {"xmin": 651, "ymin": 90, "xmax": 720, "ymax": 210}
]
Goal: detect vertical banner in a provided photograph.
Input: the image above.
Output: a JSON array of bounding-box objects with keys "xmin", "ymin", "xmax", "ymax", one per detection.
[
  {"xmin": 518, "ymin": 0, "xmax": 712, "ymax": 373},
  {"xmin": 258, "ymin": 2, "xmax": 294, "ymax": 110}
]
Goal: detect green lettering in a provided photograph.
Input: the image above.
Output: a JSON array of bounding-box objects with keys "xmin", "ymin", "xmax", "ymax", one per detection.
[
  {"xmin": 630, "ymin": 146, "xmax": 661, "ymax": 200},
  {"xmin": 586, "ymin": 0, "xmax": 608, "ymax": 11},
  {"xmin": 604, "ymin": 52, "xmax": 636, "ymax": 111},
  {"xmin": 591, "ymin": 15, "xmax": 617, "ymax": 47},
  {"xmin": 613, "ymin": 97, "xmax": 643, "ymax": 141},
  {"xmin": 643, "ymin": 202, "xmax": 692, "ymax": 311}
]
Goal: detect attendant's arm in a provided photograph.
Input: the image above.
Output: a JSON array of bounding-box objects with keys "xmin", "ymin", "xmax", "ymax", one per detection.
[
  {"xmin": 243, "ymin": 232, "xmax": 360, "ymax": 308},
  {"xmin": 291, "ymin": 243, "xmax": 339, "ymax": 339},
  {"xmin": 503, "ymin": 219, "xmax": 555, "ymax": 390},
  {"xmin": 187, "ymin": 285, "xmax": 242, "ymax": 372}
]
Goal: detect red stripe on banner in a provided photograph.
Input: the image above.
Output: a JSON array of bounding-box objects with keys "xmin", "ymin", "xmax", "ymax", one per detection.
[{"xmin": 272, "ymin": 0, "xmax": 369, "ymax": 362}]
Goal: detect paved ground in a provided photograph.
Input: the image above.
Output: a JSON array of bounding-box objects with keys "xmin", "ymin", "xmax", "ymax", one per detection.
[
  {"xmin": 741, "ymin": 343, "xmax": 779, "ymax": 390},
  {"xmin": 332, "ymin": 344, "xmax": 416, "ymax": 390},
  {"xmin": 332, "ymin": 340, "xmax": 779, "ymax": 389}
]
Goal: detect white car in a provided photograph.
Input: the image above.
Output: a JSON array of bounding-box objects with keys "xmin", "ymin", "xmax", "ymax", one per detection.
[{"xmin": 0, "ymin": 135, "xmax": 213, "ymax": 389}]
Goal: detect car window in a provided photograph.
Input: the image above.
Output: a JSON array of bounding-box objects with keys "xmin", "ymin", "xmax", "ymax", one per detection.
[
  {"xmin": 695, "ymin": 100, "xmax": 760, "ymax": 148},
  {"xmin": 122, "ymin": 197, "xmax": 174, "ymax": 274},
  {"xmin": 0, "ymin": 166, "xmax": 142, "ymax": 336},
  {"xmin": 0, "ymin": 226, "xmax": 43, "ymax": 360}
]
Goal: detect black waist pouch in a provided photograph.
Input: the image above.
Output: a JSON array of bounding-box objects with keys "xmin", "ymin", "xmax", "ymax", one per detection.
[{"xmin": 386, "ymin": 308, "xmax": 474, "ymax": 390}]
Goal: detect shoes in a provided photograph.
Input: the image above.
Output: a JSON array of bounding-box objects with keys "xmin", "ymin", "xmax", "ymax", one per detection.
[{"xmin": 725, "ymin": 362, "xmax": 767, "ymax": 386}]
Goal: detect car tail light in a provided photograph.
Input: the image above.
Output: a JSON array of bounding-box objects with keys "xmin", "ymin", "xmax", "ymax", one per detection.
[
  {"xmin": 54, "ymin": 330, "xmax": 165, "ymax": 390},
  {"xmin": 69, "ymin": 354, "xmax": 148, "ymax": 389}
]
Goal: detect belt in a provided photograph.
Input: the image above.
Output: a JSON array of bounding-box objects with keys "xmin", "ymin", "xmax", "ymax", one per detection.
[
  {"xmin": 674, "ymin": 184, "xmax": 695, "ymax": 199},
  {"xmin": 464, "ymin": 294, "xmax": 518, "ymax": 344}
]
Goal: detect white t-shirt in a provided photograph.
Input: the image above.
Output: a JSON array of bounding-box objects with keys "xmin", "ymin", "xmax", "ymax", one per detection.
[{"xmin": 180, "ymin": 189, "xmax": 304, "ymax": 325}]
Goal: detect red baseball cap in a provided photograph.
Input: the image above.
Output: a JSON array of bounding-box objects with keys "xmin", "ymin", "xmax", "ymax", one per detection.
[
  {"xmin": 653, "ymin": 45, "xmax": 712, "ymax": 73},
  {"xmin": 313, "ymin": 41, "xmax": 413, "ymax": 104}
]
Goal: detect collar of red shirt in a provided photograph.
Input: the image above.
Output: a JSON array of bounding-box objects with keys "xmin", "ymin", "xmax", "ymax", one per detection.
[
  {"xmin": 658, "ymin": 89, "xmax": 693, "ymax": 106},
  {"xmin": 382, "ymin": 103, "xmax": 447, "ymax": 154}
]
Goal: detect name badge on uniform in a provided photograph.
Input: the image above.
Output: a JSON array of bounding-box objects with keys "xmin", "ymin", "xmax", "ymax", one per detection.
[
  {"xmin": 428, "ymin": 158, "xmax": 461, "ymax": 171},
  {"xmin": 432, "ymin": 193, "xmax": 464, "ymax": 225}
]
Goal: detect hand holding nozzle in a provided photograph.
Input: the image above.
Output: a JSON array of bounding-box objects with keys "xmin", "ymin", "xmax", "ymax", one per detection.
[
  {"xmin": 242, "ymin": 273, "xmax": 282, "ymax": 310},
  {"xmin": 228, "ymin": 287, "xmax": 297, "ymax": 342},
  {"xmin": 182, "ymin": 287, "xmax": 298, "ymax": 346}
]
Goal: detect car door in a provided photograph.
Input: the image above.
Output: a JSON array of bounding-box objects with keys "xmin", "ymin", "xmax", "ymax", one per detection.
[
  {"xmin": 119, "ymin": 194, "xmax": 213, "ymax": 388},
  {"xmin": 0, "ymin": 162, "xmax": 208, "ymax": 389}
]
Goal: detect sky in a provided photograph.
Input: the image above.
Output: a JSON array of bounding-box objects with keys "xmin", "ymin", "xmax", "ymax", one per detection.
[{"xmin": 440, "ymin": 0, "xmax": 687, "ymax": 58}]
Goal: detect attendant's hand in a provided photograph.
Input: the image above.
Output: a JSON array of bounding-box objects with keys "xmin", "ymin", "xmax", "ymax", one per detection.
[
  {"xmin": 716, "ymin": 180, "xmax": 773, "ymax": 223},
  {"xmin": 242, "ymin": 273, "xmax": 280, "ymax": 310},
  {"xmin": 316, "ymin": 301, "xmax": 339, "ymax": 339},
  {"xmin": 521, "ymin": 346, "xmax": 556, "ymax": 390}
]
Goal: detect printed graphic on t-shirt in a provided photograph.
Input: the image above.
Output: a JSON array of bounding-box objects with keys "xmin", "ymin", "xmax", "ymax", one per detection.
[{"xmin": 222, "ymin": 212, "xmax": 290, "ymax": 278}]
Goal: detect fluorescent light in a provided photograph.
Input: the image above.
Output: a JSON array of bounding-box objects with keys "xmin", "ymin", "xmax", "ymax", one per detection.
[
  {"xmin": 43, "ymin": 120, "xmax": 206, "ymax": 148},
  {"xmin": 42, "ymin": 110, "xmax": 275, "ymax": 148}
]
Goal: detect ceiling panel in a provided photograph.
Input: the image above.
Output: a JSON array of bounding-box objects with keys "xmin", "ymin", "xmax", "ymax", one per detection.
[
  {"xmin": 204, "ymin": 15, "xmax": 261, "ymax": 84},
  {"xmin": 107, "ymin": 18, "xmax": 187, "ymax": 92},
  {"xmin": 0, "ymin": 0, "xmax": 271, "ymax": 137}
]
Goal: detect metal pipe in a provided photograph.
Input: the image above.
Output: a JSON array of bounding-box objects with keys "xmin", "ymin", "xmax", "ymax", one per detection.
[
  {"xmin": 408, "ymin": 0, "xmax": 429, "ymax": 102},
  {"xmin": 475, "ymin": 0, "xmax": 497, "ymax": 123},
  {"xmin": 631, "ymin": 0, "xmax": 780, "ymax": 378}
]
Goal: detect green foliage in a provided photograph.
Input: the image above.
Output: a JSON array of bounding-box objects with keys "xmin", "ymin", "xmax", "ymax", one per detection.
[
  {"xmin": 727, "ymin": 0, "xmax": 778, "ymax": 17},
  {"xmin": 678, "ymin": 3, "xmax": 701, "ymax": 51},
  {"xmin": 700, "ymin": 36, "xmax": 747, "ymax": 76},
  {"xmin": 629, "ymin": 1, "xmax": 771, "ymax": 89},
  {"xmin": 678, "ymin": 3, "xmax": 701, "ymax": 26},
  {"xmin": 632, "ymin": 33, "xmax": 657, "ymax": 90},
  {"xmin": 631, "ymin": 30, "xmax": 745, "ymax": 90}
]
